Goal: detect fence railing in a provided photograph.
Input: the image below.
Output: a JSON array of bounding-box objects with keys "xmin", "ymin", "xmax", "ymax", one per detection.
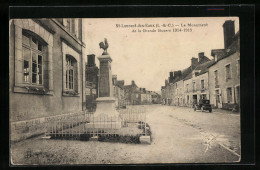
[
  {"xmin": 118, "ymin": 107, "xmax": 146, "ymax": 123},
  {"xmin": 45, "ymin": 107, "xmax": 147, "ymax": 138}
]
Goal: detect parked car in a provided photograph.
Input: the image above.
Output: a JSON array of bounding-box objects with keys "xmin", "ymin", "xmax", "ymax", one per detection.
[{"xmin": 194, "ymin": 99, "xmax": 212, "ymax": 112}]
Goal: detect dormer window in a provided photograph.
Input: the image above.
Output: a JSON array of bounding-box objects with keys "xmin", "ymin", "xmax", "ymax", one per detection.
[{"xmin": 193, "ymin": 70, "xmax": 200, "ymax": 77}]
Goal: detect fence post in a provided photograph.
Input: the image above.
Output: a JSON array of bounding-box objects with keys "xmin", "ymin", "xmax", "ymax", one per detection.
[
  {"xmin": 144, "ymin": 112, "xmax": 146, "ymax": 136},
  {"xmin": 54, "ymin": 121, "xmax": 56, "ymax": 137},
  {"xmin": 62, "ymin": 121, "xmax": 63, "ymax": 137},
  {"xmin": 51, "ymin": 121, "xmax": 53, "ymax": 136},
  {"xmin": 44, "ymin": 121, "xmax": 47, "ymax": 137},
  {"xmin": 92, "ymin": 114, "xmax": 94, "ymax": 137}
]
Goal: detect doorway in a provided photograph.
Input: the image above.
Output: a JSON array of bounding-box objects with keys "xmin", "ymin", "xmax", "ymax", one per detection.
[
  {"xmin": 192, "ymin": 95, "xmax": 197, "ymax": 107},
  {"xmin": 215, "ymin": 90, "xmax": 221, "ymax": 108}
]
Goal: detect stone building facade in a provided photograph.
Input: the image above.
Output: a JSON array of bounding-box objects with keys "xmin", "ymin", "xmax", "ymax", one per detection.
[
  {"xmin": 161, "ymin": 20, "xmax": 240, "ymax": 112},
  {"xmin": 131, "ymin": 88, "xmax": 154, "ymax": 105},
  {"xmin": 208, "ymin": 21, "xmax": 240, "ymax": 110},
  {"xmin": 161, "ymin": 52, "xmax": 211, "ymax": 107},
  {"xmin": 124, "ymin": 80, "xmax": 138, "ymax": 105},
  {"xmin": 183, "ymin": 60, "xmax": 213, "ymax": 108},
  {"xmin": 112, "ymin": 75, "xmax": 125, "ymax": 108},
  {"xmin": 9, "ymin": 19, "xmax": 86, "ymax": 141}
]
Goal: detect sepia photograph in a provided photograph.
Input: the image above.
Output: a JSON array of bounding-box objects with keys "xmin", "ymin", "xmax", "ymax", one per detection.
[{"xmin": 9, "ymin": 17, "xmax": 241, "ymax": 165}]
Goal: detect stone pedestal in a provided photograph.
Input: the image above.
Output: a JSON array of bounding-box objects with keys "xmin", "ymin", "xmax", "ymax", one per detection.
[{"xmin": 85, "ymin": 54, "xmax": 121, "ymax": 129}]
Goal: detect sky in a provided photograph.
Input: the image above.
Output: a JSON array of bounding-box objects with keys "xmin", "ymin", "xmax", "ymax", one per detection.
[{"xmin": 83, "ymin": 17, "xmax": 239, "ymax": 92}]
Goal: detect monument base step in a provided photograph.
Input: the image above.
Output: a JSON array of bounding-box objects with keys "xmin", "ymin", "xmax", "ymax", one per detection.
[
  {"xmin": 139, "ymin": 136, "xmax": 151, "ymax": 144},
  {"xmin": 89, "ymin": 136, "xmax": 99, "ymax": 141}
]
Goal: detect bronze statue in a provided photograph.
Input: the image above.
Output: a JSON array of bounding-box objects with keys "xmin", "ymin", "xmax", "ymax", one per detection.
[{"xmin": 99, "ymin": 38, "xmax": 109, "ymax": 55}]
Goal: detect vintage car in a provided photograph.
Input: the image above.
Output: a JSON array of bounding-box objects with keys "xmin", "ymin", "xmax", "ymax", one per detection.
[{"xmin": 194, "ymin": 99, "xmax": 212, "ymax": 112}]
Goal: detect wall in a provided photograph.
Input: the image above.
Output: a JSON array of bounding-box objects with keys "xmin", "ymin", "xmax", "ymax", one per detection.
[
  {"xmin": 183, "ymin": 72, "xmax": 209, "ymax": 107},
  {"xmin": 9, "ymin": 19, "xmax": 85, "ymax": 141},
  {"xmin": 208, "ymin": 52, "xmax": 240, "ymax": 109}
]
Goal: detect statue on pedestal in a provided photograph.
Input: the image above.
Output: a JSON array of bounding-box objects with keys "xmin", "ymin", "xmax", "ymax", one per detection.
[
  {"xmin": 99, "ymin": 38, "xmax": 109, "ymax": 55},
  {"xmin": 85, "ymin": 38, "xmax": 121, "ymax": 130}
]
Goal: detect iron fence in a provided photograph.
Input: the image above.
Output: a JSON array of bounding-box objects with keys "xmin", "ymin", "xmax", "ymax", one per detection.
[{"xmin": 45, "ymin": 107, "xmax": 147, "ymax": 138}]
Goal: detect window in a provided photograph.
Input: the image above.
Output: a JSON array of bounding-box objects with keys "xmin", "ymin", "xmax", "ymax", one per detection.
[
  {"xmin": 227, "ymin": 87, "xmax": 232, "ymax": 103},
  {"xmin": 65, "ymin": 56, "xmax": 75, "ymax": 90},
  {"xmin": 214, "ymin": 70, "xmax": 218, "ymax": 87},
  {"xmin": 226, "ymin": 64, "xmax": 231, "ymax": 80},
  {"xmin": 63, "ymin": 19, "xmax": 78, "ymax": 36},
  {"xmin": 192, "ymin": 82, "xmax": 196, "ymax": 91},
  {"xmin": 186, "ymin": 84, "xmax": 189, "ymax": 92},
  {"xmin": 62, "ymin": 41, "xmax": 80, "ymax": 96},
  {"xmin": 200, "ymin": 94, "xmax": 206, "ymax": 99},
  {"xmin": 22, "ymin": 32, "xmax": 44, "ymax": 86},
  {"xmin": 201, "ymin": 80, "xmax": 205, "ymax": 89}
]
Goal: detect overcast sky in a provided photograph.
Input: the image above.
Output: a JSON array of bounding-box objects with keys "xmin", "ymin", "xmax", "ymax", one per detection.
[{"xmin": 83, "ymin": 17, "xmax": 239, "ymax": 92}]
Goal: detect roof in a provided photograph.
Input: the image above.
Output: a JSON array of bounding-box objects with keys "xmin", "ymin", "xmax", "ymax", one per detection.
[
  {"xmin": 116, "ymin": 80, "xmax": 124, "ymax": 89},
  {"xmin": 197, "ymin": 60, "xmax": 215, "ymax": 76},
  {"xmin": 183, "ymin": 60, "xmax": 214, "ymax": 80},
  {"xmin": 124, "ymin": 84, "xmax": 137, "ymax": 89},
  {"xmin": 198, "ymin": 56, "xmax": 211, "ymax": 64},
  {"xmin": 208, "ymin": 31, "xmax": 240, "ymax": 68}
]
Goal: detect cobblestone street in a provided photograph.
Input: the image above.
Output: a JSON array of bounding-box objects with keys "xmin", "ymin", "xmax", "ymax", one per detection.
[{"xmin": 11, "ymin": 105, "xmax": 240, "ymax": 164}]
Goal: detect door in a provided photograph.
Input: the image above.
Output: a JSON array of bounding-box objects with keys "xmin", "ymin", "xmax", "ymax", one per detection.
[
  {"xmin": 193, "ymin": 95, "xmax": 197, "ymax": 107},
  {"xmin": 215, "ymin": 89, "xmax": 222, "ymax": 108}
]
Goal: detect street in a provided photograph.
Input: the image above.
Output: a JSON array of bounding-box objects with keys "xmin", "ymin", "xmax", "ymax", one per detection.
[{"xmin": 11, "ymin": 105, "xmax": 240, "ymax": 164}]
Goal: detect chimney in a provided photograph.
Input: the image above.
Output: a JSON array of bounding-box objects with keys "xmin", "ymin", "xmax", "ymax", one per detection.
[
  {"xmin": 174, "ymin": 70, "xmax": 182, "ymax": 78},
  {"xmin": 112, "ymin": 75, "xmax": 117, "ymax": 85},
  {"xmin": 131, "ymin": 80, "xmax": 135, "ymax": 85},
  {"xmin": 87, "ymin": 54, "xmax": 95, "ymax": 67},
  {"xmin": 169, "ymin": 72, "xmax": 174, "ymax": 83},
  {"xmin": 198, "ymin": 52, "xmax": 204, "ymax": 62},
  {"xmin": 191, "ymin": 57, "xmax": 198, "ymax": 69},
  {"xmin": 165, "ymin": 79, "xmax": 168, "ymax": 86},
  {"xmin": 223, "ymin": 20, "xmax": 235, "ymax": 49}
]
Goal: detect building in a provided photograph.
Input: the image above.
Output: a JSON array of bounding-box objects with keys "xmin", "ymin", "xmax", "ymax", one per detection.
[
  {"xmin": 151, "ymin": 91, "xmax": 161, "ymax": 104},
  {"xmin": 9, "ymin": 18, "xmax": 86, "ymax": 141},
  {"xmin": 130, "ymin": 88, "xmax": 155, "ymax": 105},
  {"xmin": 163, "ymin": 80, "xmax": 172, "ymax": 105},
  {"xmin": 140, "ymin": 88, "xmax": 152, "ymax": 105},
  {"xmin": 208, "ymin": 20, "xmax": 240, "ymax": 111},
  {"xmin": 161, "ymin": 20, "xmax": 240, "ymax": 112},
  {"xmin": 124, "ymin": 80, "xmax": 138, "ymax": 105},
  {"xmin": 112, "ymin": 75, "xmax": 125, "ymax": 108},
  {"xmin": 161, "ymin": 86, "xmax": 166, "ymax": 104},
  {"xmin": 183, "ymin": 56, "xmax": 214, "ymax": 108},
  {"xmin": 85, "ymin": 54, "xmax": 99, "ymax": 111},
  {"xmin": 161, "ymin": 52, "xmax": 211, "ymax": 107}
]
